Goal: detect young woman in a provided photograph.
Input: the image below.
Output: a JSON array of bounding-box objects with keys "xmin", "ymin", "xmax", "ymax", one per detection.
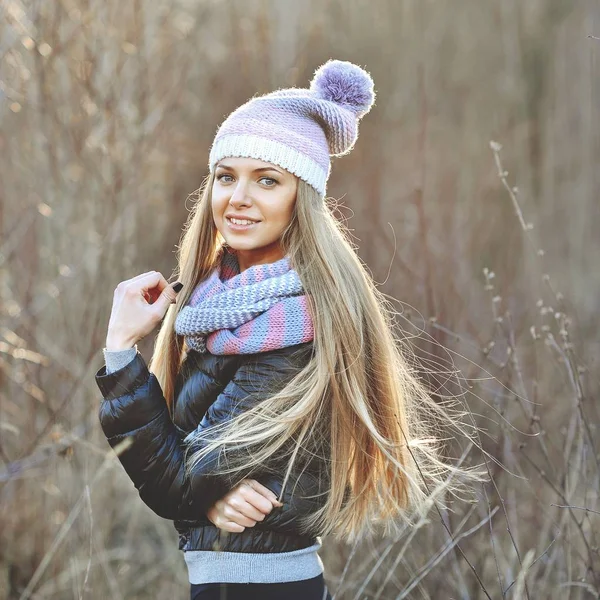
[{"xmin": 95, "ymin": 60, "xmax": 480, "ymax": 600}]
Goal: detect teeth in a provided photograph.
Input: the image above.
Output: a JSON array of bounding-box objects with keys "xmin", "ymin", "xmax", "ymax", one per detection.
[{"xmin": 229, "ymin": 218, "xmax": 257, "ymax": 225}]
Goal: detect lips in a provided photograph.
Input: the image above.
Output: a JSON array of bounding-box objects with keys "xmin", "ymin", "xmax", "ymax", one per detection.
[
  {"xmin": 225, "ymin": 216, "xmax": 260, "ymax": 231},
  {"xmin": 225, "ymin": 215, "xmax": 261, "ymax": 223}
]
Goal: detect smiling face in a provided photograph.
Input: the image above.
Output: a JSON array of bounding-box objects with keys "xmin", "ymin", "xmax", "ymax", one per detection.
[{"xmin": 211, "ymin": 156, "xmax": 299, "ymax": 272}]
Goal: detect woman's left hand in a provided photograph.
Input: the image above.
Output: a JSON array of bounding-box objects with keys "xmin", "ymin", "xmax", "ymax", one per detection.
[{"xmin": 207, "ymin": 479, "xmax": 283, "ymax": 533}]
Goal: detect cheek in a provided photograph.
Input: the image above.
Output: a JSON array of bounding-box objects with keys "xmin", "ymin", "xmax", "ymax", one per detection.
[
  {"xmin": 277, "ymin": 193, "xmax": 296, "ymax": 227},
  {"xmin": 263, "ymin": 205, "xmax": 292, "ymax": 231},
  {"xmin": 211, "ymin": 190, "xmax": 226, "ymax": 220}
]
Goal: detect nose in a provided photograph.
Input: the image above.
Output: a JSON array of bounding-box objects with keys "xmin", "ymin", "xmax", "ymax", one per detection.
[{"xmin": 228, "ymin": 179, "xmax": 252, "ymax": 208}]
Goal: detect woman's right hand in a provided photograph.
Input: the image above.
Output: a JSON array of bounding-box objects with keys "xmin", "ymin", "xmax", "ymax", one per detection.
[
  {"xmin": 207, "ymin": 479, "xmax": 284, "ymax": 533},
  {"xmin": 105, "ymin": 271, "xmax": 183, "ymax": 350}
]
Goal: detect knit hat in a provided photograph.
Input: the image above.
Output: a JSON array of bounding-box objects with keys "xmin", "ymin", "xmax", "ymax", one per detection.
[{"xmin": 208, "ymin": 59, "xmax": 376, "ymax": 197}]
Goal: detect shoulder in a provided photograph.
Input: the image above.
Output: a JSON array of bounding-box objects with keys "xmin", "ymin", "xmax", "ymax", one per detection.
[
  {"xmin": 232, "ymin": 344, "xmax": 314, "ymax": 406},
  {"xmin": 197, "ymin": 342, "xmax": 315, "ymax": 421},
  {"xmin": 186, "ymin": 340, "xmax": 314, "ymax": 371},
  {"xmin": 234, "ymin": 341, "xmax": 315, "ymax": 381},
  {"xmin": 177, "ymin": 342, "xmax": 314, "ymax": 394},
  {"xmin": 244, "ymin": 341, "xmax": 314, "ymax": 365},
  {"xmin": 222, "ymin": 342, "xmax": 315, "ymax": 401}
]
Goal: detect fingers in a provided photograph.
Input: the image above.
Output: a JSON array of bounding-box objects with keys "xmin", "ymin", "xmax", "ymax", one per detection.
[
  {"xmin": 115, "ymin": 272, "xmax": 183, "ymax": 309},
  {"xmin": 117, "ymin": 272, "xmax": 169, "ymax": 295},
  {"xmin": 242, "ymin": 480, "xmax": 283, "ymax": 507},
  {"xmin": 125, "ymin": 271, "xmax": 157, "ymax": 285},
  {"xmin": 212, "ymin": 500, "xmax": 260, "ymax": 528},
  {"xmin": 137, "ymin": 272, "xmax": 170, "ymax": 294},
  {"xmin": 117, "ymin": 272, "xmax": 178, "ymax": 307},
  {"xmin": 220, "ymin": 492, "xmax": 267, "ymax": 523},
  {"xmin": 115, "ymin": 271, "xmax": 157, "ymax": 294},
  {"xmin": 220, "ymin": 521, "xmax": 246, "ymax": 533},
  {"xmin": 107, "ymin": 271, "xmax": 180, "ymax": 349},
  {"xmin": 227, "ymin": 481, "xmax": 283, "ymax": 520},
  {"xmin": 159, "ymin": 282, "xmax": 179, "ymax": 305},
  {"xmin": 206, "ymin": 506, "xmax": 246, "ymax": 532},
  {"xmin": 206, "ymin": 480, "xmax": 284, "ymax": 535}
]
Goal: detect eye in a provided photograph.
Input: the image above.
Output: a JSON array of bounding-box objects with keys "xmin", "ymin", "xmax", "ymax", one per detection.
[
  {"xmin": 260, "ymin": 177, "xmax": 278, "ymax": 187},
  {"xmin": 216, "ymin": 173, "xmax": 233, "ymax": 183}
]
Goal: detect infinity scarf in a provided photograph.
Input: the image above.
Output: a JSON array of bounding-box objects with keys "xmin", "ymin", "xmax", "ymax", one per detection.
[{"xmin": 174, "ymin": 247, "xmax": 314, "ymax": 354}]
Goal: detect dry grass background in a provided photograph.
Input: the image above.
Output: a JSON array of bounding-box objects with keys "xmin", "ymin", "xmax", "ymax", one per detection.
[{"xmin": 1, "ymin": 0, "xmax": 599, "ymax": 598}]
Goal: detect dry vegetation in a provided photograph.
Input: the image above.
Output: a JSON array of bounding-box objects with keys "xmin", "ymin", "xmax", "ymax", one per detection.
[{"xmin": 1, "ymin": 1, "xmax": 599, "ymax": 598}]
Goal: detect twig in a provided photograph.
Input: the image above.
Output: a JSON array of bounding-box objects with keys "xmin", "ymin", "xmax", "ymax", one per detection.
[
  {"xmin": 331, "ymin": 528, "xmax": 378, "ymax": 599},
  {"xmin": 396, "ymin": 507, "xmax": 499, "ymax": 599},
  {"xmin": 551, "ymin": 504, "xmax": 600, "ymax": 517},
  {"xmin": 18, "ymin": 441, "xmax": 130, "ymax": 600},
  {"xmin": 504, "ymin": 538, "xmax": 557, "ymax": 595},
  {"xmin": 79, "ymin": 486, "xmax": 93, "ymax": 600}
]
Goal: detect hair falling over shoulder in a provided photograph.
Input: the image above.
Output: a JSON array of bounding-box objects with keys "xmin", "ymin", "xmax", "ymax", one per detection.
[{"xmin": 150, "ymin": 173, "xmax": 487, "ymax": 544}]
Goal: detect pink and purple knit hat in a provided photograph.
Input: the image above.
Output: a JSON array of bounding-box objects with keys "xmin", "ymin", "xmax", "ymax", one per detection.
[{"xmin": 208, "ymin": 59, "xmax": 376, "ymax": 197}]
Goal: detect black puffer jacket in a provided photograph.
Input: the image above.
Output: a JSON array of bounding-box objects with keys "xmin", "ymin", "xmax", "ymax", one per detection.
[{"xmin": 94, "ymin": 341, "xmax": 330, "ymax": 554}]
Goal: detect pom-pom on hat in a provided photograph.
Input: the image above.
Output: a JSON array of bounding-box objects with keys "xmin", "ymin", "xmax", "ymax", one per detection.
[{"xmin": 208, "ymin": 59, "xmax": 376, "ymax": 197}]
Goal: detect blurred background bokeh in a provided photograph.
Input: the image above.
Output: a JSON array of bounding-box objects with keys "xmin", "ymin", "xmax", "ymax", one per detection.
[{"xmin": 1, "ymin": 1, "xmax": 599, "ymax": 598}]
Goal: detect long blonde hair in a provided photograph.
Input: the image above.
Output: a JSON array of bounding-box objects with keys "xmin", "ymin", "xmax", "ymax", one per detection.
[{"xmin": 150, "ymin": 172, "xmax": 484, "ymax": 544}]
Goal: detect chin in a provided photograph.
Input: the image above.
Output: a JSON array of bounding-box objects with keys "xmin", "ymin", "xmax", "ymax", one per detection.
[{"xmin": 222, "ymin": 237, "xmax": 258, "ymax": 251}]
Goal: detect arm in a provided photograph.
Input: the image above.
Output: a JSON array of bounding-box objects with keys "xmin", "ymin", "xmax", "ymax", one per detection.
[
  {"xmin": 95, "ymin": 344, "xmax": 322, "ymax": 526},
  {"xmin": 96, "ymin": 350, "xmax": 222, "ymax": 520}
]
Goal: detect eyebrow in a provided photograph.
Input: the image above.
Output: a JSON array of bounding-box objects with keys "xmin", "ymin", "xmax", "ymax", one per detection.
[{"xmin": 215, "ymin": 162, "xmax": 284, "ymax": 175}]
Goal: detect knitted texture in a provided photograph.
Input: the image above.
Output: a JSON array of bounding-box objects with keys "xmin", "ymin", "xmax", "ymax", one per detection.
[
  {"xmin": 208, "ymin": 59, "xmax": 376, "ymax": 196},
  {"xmin": 174, "ymin": 248, "xmax": 314, "ymax": 354}
]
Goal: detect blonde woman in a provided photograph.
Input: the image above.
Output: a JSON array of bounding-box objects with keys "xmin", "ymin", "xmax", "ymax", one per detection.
[{"xmin": 96, "ymin": 60, "xmax": 478, "ymax": 600}]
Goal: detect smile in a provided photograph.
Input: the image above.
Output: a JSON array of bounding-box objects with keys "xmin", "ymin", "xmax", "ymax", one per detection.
[{"xmin": 226, "ymin": 216, "xmax": 261, "ymax": 230}]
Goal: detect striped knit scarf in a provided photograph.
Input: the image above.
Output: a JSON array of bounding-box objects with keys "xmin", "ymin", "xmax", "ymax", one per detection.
[{"xmin": 174, "ymin": 247, "xmax": 314, "ymax": 354}]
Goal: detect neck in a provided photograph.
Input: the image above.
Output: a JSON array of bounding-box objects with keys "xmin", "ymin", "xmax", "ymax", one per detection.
[{"xmin": 234, "ymin": 243, "xmax": 285, "ymax": 272}]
